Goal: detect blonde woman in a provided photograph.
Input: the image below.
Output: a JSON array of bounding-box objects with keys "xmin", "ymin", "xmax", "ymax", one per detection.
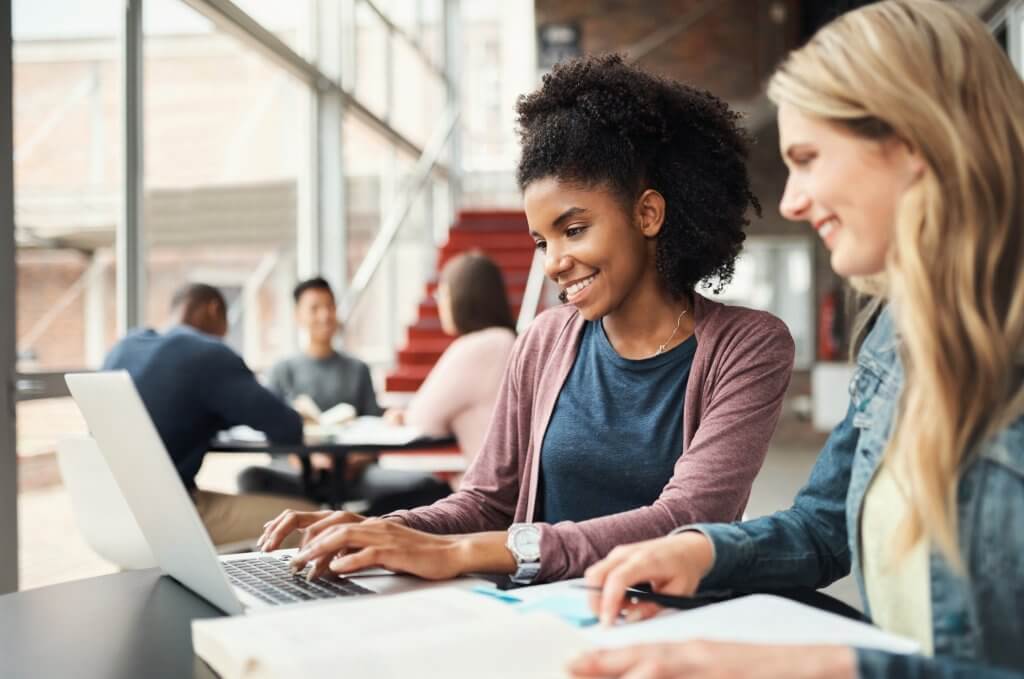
[{"xmin": 574, "ymin": 2, "xmax": 1024, "ymax": 678}]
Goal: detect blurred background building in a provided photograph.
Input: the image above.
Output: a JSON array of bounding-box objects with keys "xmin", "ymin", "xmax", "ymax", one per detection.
[{"xmin": 2, "ymin": 0, "xmax": 1021, "ymax": 595}]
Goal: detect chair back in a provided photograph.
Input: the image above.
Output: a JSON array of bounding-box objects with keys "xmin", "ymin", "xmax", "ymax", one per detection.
[{"xmin": 55, "ymin": 435, "xmax": 157, "ymax": 570}]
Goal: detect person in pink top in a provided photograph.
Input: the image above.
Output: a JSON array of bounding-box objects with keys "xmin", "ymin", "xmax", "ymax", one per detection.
[
  {"xmin": 259, "ymin": 54, "xmax": 795, "ymax": 585},
  {"xmin": 385, "ymin": 252, "xmax": 518, "ymax": 487}
]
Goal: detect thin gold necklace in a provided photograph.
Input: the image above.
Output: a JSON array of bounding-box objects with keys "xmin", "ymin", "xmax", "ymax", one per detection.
[{"xmin": 652, "ymin": 308, "xmax": 689, "ymax": 357}]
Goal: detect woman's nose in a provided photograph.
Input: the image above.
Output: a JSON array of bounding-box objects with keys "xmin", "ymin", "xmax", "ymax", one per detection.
[
  {"xmin": 543, "ymin": 248, "xmax": 572, "ymax": 281},
  {"xmin": 779, "ymin": 178, "xmax": 811, "ymax": 221}
]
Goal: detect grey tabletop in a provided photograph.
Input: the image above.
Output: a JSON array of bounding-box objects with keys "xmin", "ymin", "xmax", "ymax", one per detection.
[{"xmin": 0, "ymin": 568, "xmax": 225, "ymax": 679}]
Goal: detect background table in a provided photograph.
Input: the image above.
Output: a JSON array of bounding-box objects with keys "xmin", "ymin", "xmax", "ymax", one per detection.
[{"xmin": 209, "ymin": 434, "xmax": 457, "ymax": 507}]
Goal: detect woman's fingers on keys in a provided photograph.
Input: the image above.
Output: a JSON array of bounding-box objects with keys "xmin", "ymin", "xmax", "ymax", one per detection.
[
  {"xmin": 291, "ymin": 524, "xmax": 380, "ymax": 570},
  {"xmin": 261, "ymin": 510, "xmax": 331, "ymax": 551},
  {"xmin": 303, "ymin": 511, "xmax": 367, "ymax": 544}
]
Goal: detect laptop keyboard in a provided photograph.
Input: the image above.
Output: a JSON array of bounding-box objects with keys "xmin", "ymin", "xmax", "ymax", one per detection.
[{"xmin": 223, "ymin": 554, "xmax": 374, "ymax": 605}]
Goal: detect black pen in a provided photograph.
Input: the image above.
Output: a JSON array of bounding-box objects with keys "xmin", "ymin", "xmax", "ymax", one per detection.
[{"xmin": 571, "ymin": 583, "xmax": 734, "ymax": 611}]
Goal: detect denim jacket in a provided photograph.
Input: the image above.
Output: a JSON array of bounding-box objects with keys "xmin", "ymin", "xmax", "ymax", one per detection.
[{"xmin": 691, "ymin": 307, "xmax": 1024, "ymax": 678}]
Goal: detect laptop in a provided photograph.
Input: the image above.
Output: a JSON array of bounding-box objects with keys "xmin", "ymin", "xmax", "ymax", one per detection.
[{"xmin": 65, "ymin": 370, "xmax": 432, "ymax": 615}]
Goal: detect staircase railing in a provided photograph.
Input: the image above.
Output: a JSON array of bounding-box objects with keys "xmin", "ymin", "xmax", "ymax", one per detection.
[
  {"xmin": 339, "ymin": 106, "xmax": 460, "ymax": 323},
  {"xmin": 516, "ymin": 251, "xmax": 546, "ymax": 333}
]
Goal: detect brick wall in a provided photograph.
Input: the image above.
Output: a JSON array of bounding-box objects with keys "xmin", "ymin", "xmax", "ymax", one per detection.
[
  {"xmin": 16, "ymin": 250, "xmax": 95, "ymax": 369},
  {"xmin": 535, "ymin": 0, "xmax": 800, "ymax": 103}
]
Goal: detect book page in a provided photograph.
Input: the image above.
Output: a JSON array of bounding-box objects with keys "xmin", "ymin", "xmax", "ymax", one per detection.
[
  {"xmin": 193, "ymin": 587, "xmax": 589, "ymax": 679},
  {"xmin": 585, "ymin": 594, "xmax": 920, "ymax": 654},
  {"xmin": 377, "ymin": 453, "xmax": 467, "ymax": 473},
  {"xmin": 306, "ymin": 416, "xmax": 424, "ymax": 446},
  {"xmin": 318, "ymin": 402, "xmax": 356, "ymax": 426}
]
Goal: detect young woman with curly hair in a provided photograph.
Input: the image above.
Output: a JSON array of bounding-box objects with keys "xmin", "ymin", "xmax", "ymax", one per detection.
[
  {"xmin": 577, "ymin": 2, "xmax": 1024, "ymax": 677},
  {"xmin": 257, "ymin": 54, "xmax": 795, "ymax": 584}
]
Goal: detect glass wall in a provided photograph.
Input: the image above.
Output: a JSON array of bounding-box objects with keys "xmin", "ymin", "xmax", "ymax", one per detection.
[
  {"xmin": 9, "ymin": 0, "xmax": 459, "ymax": 591},
  {"xmin": 143, "ymin": 0, "xmax": 307, "ymax": 368},
  {"xmin": 12, "ymin": 0, "xmax": 122, "ymax": 590},
  {"xmin": 338, "ymin": 0, "xmax": 451, "ymax": 368},
  {"xmin": 14, "ymin": 2, "xmax": 121, "ymax": 372},
  {"xmin": 711, "ymin": 237, "xmax": 814, "ymax": 369}
]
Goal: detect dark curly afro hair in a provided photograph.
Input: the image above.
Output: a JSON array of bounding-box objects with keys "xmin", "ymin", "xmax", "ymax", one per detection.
[{"xmin": 516, "ymin": 53, "xmax": 760, "ymax": 296}]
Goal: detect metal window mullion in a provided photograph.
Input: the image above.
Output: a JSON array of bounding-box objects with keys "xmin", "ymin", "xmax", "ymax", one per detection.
[
  {"xmin": 360, "ymin": 0, "xmax": 448, "ymax": 84},
  {"xmin": 118, "ymin": 0, "xmax": 145, "ymax": 334},
  {"xmin": 385, "ymin": 23, "xmax": 394, "ymax": 127},
  {"xmin": 315, "ymin": 0, "xmax": 347, "ymax": 293},
  {"xmin": 317, "ymin": 91, "xmax": 347, "ymax": 291},
  {"xmin": 0, "ymin": 0, "xmax": 18, "ymax": 595},
  {"xmin": 443, "ymin": 0, "xmax": 462, "ymax": 223},
  {"xmin": 295, "ymin": 1, "xmax": 321, "ymax": 281}
]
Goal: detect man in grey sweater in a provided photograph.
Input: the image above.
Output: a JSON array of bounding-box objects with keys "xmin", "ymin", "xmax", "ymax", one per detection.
[
  {"xmin": 238, "ymin": 277, "xmax": 449, "ymax": 514},
  {"xmin": 265, "ymin": 278, "xmax": 382, "ymax": 418}
]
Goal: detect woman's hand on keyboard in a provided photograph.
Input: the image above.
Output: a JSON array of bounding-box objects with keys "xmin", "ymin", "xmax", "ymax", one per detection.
[
  {"xmin": 257, "ymin": 509, "xmax": 367, "ymax": 553},
  {"xmin": 288, "ymin": 520, "xmax": 472, "ymax": 581}
]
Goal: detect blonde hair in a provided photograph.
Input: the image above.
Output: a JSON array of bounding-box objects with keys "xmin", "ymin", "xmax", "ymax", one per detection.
[{"xmin": 769, "ymin": 0, "xmax": 1024, "ymax": 567}]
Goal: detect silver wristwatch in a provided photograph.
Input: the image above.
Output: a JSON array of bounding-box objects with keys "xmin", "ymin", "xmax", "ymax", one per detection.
[{"xmin": 506, "ymin": 523, "xmax": 541, "ymax": 584}]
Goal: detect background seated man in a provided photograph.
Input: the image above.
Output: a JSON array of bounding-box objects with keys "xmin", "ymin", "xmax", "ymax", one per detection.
[
  {"xmin": 237, "ymin": 277, "xmax": 451, "ymax": 515},
  {"xmin": 102, "ymin": 282, "xmax": 317, "ymax": 546}
]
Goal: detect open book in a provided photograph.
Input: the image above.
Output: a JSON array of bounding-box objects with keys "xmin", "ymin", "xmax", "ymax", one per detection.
[
  {"xmin": 292, "ymin": 395, "xmax": 357, "ymax": 428},
  {"xmin": 304, "ymin": 416, "xmax": 424, "ymax": 447},
  {"xmin": 193, "ymin": 587, "xmax": 588, "ymax": 679},
  {"xmin": 193, "ymin": 582, "xmax": 919, "ymax": 679}
]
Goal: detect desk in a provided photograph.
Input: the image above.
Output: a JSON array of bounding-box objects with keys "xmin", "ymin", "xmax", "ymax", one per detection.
[
  {"xmin": 0, "ymin": 569, "xmax": 223, "ymax": 679},
  {"xmin": 209, "ymin": 435, "xmax": 456, "ymax": 507},
  {"xmin": 0, "ymin": 570, "xmax": 865, "ymax": 679}
]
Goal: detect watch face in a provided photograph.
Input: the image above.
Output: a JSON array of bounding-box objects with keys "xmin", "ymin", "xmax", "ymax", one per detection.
[{"xmin": 512, "ymin": 526, "xmax": 541, "ymax": 561}]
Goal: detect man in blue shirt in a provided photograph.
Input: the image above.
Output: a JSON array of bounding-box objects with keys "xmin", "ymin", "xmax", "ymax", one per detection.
[{"xmin": 103, "ymin": 283, "xmax": 317, "ymax": 546}]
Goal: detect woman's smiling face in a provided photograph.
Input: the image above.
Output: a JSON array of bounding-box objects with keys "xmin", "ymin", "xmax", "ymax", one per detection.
[
  {"xmin": 524, "ymin": 177, "xmax": 655, "ymax": 321},
  {"xmin": 777, "ymin": 103, "xmax": 923, "ymax": 278}
]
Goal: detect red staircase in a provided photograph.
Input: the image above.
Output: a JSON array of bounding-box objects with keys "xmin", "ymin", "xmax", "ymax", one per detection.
[{"xmin": 385, "ymin": 210, "xmax": 535, "ymax": 394}]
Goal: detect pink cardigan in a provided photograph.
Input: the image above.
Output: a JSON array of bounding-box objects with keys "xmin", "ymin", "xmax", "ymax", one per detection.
[{"xmin": 387, "ymin": 294, "xmax": 795, "ymax": 581}]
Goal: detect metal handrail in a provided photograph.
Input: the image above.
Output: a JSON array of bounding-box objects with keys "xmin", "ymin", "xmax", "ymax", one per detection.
[
  {"xmin": 339, "ymin": 106, "xmax": 460, "ymax": 321},
  {"xmin": 516, "ymin": 251, "xmax": 546, "ymax": 333}
]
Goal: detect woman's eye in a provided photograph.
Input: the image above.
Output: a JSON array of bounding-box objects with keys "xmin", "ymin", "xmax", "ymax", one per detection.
[
  {"xmin": 792, "ymin": 154, "xmax": 816, "ymax": 167},
  {"xmin": 566, "ymin": 226, "xmax": 587, "ymax": 238},
  {"xmin": 533, "ymin": 240, "xmax": 547, "ymax": 251}
]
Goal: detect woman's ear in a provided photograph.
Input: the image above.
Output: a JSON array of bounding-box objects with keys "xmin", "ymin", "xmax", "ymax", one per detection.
[
  {"xmin": 890, "ymin": 137, "xmax": 927, "ymax": 183},
  {"xmin": 635, "ymin": 189, "xmax": 666, "ymax": 238}
]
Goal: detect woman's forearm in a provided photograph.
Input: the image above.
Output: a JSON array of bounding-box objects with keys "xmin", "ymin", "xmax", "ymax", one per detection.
[{"xmin": 455, "ymin": 531, "xmax": 517, "ymax": 574}]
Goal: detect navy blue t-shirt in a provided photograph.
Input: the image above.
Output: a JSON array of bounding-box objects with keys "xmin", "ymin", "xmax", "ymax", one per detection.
[
  {"xmin": 102, "ymin": 325, "xmax": 302, "ymax": 490},
  {"xmin": 538, "ymin": 320, "xmax": 697, "ymax": 524}
]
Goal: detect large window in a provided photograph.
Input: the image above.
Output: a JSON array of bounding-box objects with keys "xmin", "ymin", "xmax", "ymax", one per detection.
[
  {"xmin": 143, "ymin": 0, "xmax": 308, "ymax": 368},
  {"xmin": 7, "ymin": 0, "xmax": 462, "ymax": 593},
  {"xmin": 13, "ymin": 0, "xmax": 122, "ymax": 590},
  {"xmin": 711, "ymin": 238, "xmax": 814, "ymax": 370},
  {"xmin": 14, "ymin": 2, "xmax": 121, "ymax": 372}
]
